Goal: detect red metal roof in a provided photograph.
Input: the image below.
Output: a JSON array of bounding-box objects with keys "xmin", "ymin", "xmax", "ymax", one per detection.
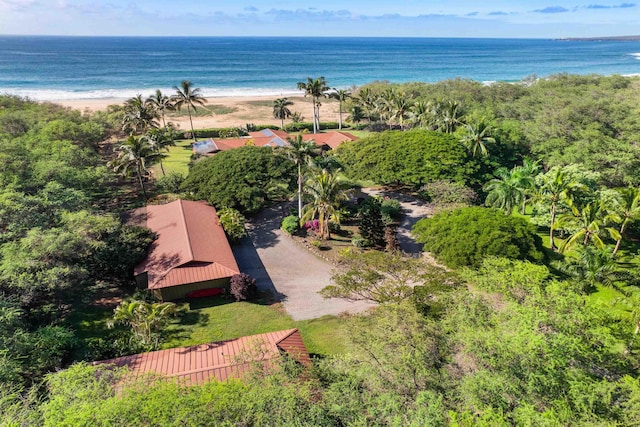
[
  {"xmin": 301, "ymin": 131, "xmax": 358, "ymax": 150},
  {"xmin": 132, "ymin": 200, "xmax": 240, "ymax": 289},
  {"xmin": 95, "ymin": 329, "xmax": 311, "ymax": 385}
]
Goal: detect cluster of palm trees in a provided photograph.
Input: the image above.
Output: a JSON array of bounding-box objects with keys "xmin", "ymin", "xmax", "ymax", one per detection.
[
  {"xmin": 108, "ymin": 81, "xmax": 207, "ymax": 198},
  {"xmin": 285, "ymin": 135, "xmax": 350, "ymax": 240},
  {"xmin": 484, "ymin": 163, "xmax": 640, "ymax": 258},
  {"xmin": 295, "ymin": 77, "xmax": 353, "ymax": 133}
]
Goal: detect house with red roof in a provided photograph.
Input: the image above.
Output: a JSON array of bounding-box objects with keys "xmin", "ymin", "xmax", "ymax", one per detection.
[
  {"xmin": 127, "ymin": 199, "xmax": 240, "ymax": 301},
  {"xmin": 94, "ymin": 328, "xmax": 311, "ymax": 386},
  {"xmin": 192, "ymin": 129, "xmax": 358, "ymax": 155}
]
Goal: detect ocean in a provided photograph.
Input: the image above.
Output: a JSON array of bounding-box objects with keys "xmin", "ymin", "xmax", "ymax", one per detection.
[{"xmin": 1, "ymin": 36, "xmax": 639, "ymax": 100}]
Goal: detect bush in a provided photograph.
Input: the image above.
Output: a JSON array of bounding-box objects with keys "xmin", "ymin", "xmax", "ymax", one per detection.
[
  {"xmin": 283, "ymin": 121, "xmax": 340, "ymax": 132},
  {"xmin": 181, "ymin": 146, "xmax": 296, "ymax": 214},
  {"xmin": 336, "ymin": 130, "xmax": 480, "ymax": 187},
  {"xmin": 281, "ymin": 215, "xmax": 299, "ymax": 235},
  {"xmin": 412, "ymin": 207, "xmax": 545, "ymax": 268},
  {"xmin": 351, "ymin": 236, "xmax": 366, "ymax": 248},
  {"xmin": 381, "ymin": 198, "xmax": 402, "ymax": 224},
  {"xmin": 359, "ymin": 197, "xmax": 385, "ymax": 248},
  {"xmin": 420, "ymin": 180, "xmax": 478, "ymax": 208},
  {"xmin": 217, "ymin": 207, "xmax": 247, "ymax": 243},
  {"xmin": 229, "ymin": 273, "xmax": 258, "ymax": 302},
  {"xmin": 155, "ymin": 172, "xmax": 185, "ymax": 194},
  {"xmin": 191, "ymin": 127, "xmax": 248, "ymax": 139}
]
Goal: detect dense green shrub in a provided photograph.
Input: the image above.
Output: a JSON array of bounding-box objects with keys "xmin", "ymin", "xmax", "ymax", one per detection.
[
  {"xmin": 181, "ymin": 146, "xmax": 296, "ymax": 213},
  {"xmin": 154, "ymin": 172, "xmax": 185, "ymax": 194},
  {"xmin": 281, "ymin": 215, "xmax": 299, "ymax": 235},
  {"xmin": 336, "ymin": 130, "xmax": 479, "ymax": 187},
  {"xmin": 284, "ymin": 121, "xmax": 340, "ymax": 132},
  {"xmin": 217, "ymin": 207, "xmax": 247, "ymax": 243},
  {"xmin": 412, "ymin": 207, "xmax": 544, "ymax": 268},
  {"xmin": 359, "ymin": 197, "xmax": 385, "ymax": 248},
  {"xmin": 191, "ymin": 127, "xmax": 248, "ymax": 139},
  {"xmin": 380, "ymin": 198, "xmax": 402, "ymax": 224},
  {"xmin": 420, "ymin": 179, "xmax": 478, "ymax": 208}
]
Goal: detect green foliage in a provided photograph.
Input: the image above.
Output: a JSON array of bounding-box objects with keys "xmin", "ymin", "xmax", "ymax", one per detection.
[
  {"xmin": 190, "ymin": 126, "xmax": 248, "ymax": 139},
  {"xmin": 281, "ymin": 215, "xmax": 299, "ymax": 235},
  {"xmin": 181, "ymin": 146, "xmax": 296, "ymax": 214},
  {"xmin": 336, "ymin": 129, "xmax": 479, "ymax": 187},
  {"xmin": 358, "ymin": 196, "xmax": 386, "ymax": 247},
  {"xmin": 380, "ymin": 198, "xmax": 402, "ymax": 224},
  {"xmin": 420, "ymin": 179, "xmax": 478, "ymax": 209},
  {"xmin": 217, "ymin": 207, "xmax": 247, "ymax": 243},
  {"xmin": 322, "ymin": 250, "xmax": 457, "ymax": 304},
  {"xmin": 413, "ymin": 207, "xmax": 545, "ymax": 268},
  {"xmin": 154, "ymin": 171, "xmax": 185, "ymax": 194},
  {"xmin": 108, "ymin": 300, "xmax": 177, "ymax": 351}
]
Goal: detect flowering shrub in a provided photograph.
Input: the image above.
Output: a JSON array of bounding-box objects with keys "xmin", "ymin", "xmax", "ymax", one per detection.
[{"xmin": 304, "ymin": 219, "xmax": 320, "ymax": 233}]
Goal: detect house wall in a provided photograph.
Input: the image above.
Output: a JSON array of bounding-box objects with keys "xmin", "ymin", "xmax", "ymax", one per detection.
[{"xmin": 155, "ymin": 278, "xmax": 231, "ymax": 301}]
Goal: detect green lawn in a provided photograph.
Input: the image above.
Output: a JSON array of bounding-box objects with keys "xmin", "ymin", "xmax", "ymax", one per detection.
[
  {"xmin": 163, "ymin": 295, "xmax": 353, "ymax": 356},
  {"xmin": 153, "ymin": 139, "xmax": 193, "ymax": 176}
]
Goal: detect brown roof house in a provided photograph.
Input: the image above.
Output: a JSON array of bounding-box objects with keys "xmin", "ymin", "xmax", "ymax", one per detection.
[
  {"xmin": 128, "ymin": 199, "xmax": 240, "ymax": 301},
  {"xmin": 95, "ymin": 329, "xmax": 311, "ymax": 386}
]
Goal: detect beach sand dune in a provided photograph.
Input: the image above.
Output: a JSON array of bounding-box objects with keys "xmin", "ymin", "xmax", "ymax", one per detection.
[{"xmin": 56, "ymin": 95, "xmax": 343, "ymax": 130}]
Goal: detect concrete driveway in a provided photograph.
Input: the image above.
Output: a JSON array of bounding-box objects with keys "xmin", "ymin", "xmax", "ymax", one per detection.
[{"xmin": 232, "ymin": 205, "xmax": 373, "ymax": 321}]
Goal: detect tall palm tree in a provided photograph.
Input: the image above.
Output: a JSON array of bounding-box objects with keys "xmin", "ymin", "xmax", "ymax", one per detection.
[
  {"xmin": 437, "ymin": 100, "xmax": 464, "ymax": 133},
  {"xmin": 122, "ymin": 94, "xmax": 159, "ymax": 135},
  {"xmin": 513, "ymin": 158, "xmax": 541, "ymax": 214},
  {"xmin": 390, "ymin": 94, "xmax": 413, "ymax": 130},
  {"xmin": 556, "ymin": 245, "xmax": 619, "ymax": 291},
  {"xmin": 536, "ymin": 167, "xmax": 585, "ymax": 251},
  {"xmin": 297, "ymin": 77, "xmax": 329, "ymax": 134},
  {"xmin": 286, "ymin": 135, "xmax": 317, "ymax": 219},
  {"xmin": 144, "ymin": 128, "xmax": 175, "ymax": 176},
  {"xmin": 329, "ymin": 88, "xmax": 351, "ymax": 130},
  {"xmin": 557, "ymin": 201, "xmax": 618, "ymax": 253},
  {"xmin": 460, "ymin": 118, "xmax": 496, "ymax": 157},
  {"xmin": 146, "ymin": 89, "xmax": 174, "ymax": 129},
  {"xmin": 483, "ymin": 168, "xmax": 525, "ymax": 215},
  {"xmin": 172, "ymin": 80, "xmax": 207, "ymax": 142},
  {"xmin": 273, "ymin": 97, "xmax": 294, "ymax": 130},
  {"xmin": 355, "ymin": 87, "xmax": 377, "ymax": 124},
  {"xmin": 301, "ymin": 169, "xmax": 351, "ymax": 240},
  {"xmin": 609, "ymin": 187, "xmax": 640, "ymax": 257},
  {"xmin": 108, "ymin": 135, "xmax": 163, "ymax": 198},
  {"xmin": 409, "ymin": 99, "xmax": 435, "ymax": 129}
]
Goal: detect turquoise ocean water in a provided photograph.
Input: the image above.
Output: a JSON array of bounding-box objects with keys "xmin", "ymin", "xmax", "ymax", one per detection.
[{"xmin": 0, "ymin": 36, "xmax": 639, "ymax": 100}]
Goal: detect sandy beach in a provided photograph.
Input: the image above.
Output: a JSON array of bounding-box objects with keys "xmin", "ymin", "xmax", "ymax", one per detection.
[{"xmin": 55, "ymin": 95, "xmax": 343, "ymax": 130}]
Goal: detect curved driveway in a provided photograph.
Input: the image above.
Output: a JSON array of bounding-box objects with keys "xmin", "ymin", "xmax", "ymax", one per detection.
[{"xmin": 232, "ymin": 204, "xmax": 373, "ymax": 321}]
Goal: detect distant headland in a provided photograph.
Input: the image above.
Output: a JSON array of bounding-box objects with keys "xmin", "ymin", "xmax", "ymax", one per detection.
[{"xmin": 557, "ymin": 35, "xmax": 640, "ymax": 41}]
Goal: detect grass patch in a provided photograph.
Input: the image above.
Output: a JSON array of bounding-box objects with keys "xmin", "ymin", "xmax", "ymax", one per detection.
[
  {"xmin": 167, "ymin": 106, "xmax": 215, "ymax": 118},
  {"xmin": 207, "ymin": 104, "xmax": 239, "ymax": 115},
  {"xmin": 151, "ymin": 139, "xmax": 192, "ymax": 176},
  {"xmin": 162, "ymin": 294, "xmax": 353, "ymax": 356},
  {"xmin": 343, "ymin": 130, "xmax": 372, "ymax": 138},
  {"xmin": 243, "ymin": 100, "xmax": 275, "ymax": 107}
]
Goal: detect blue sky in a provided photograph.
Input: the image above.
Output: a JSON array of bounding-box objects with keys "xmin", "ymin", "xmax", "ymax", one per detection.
[{"xmin": 0, "ymin": 1, "xmax": 638, "ymax": 38}]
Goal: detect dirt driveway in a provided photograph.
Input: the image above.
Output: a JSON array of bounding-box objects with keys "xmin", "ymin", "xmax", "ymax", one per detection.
[{"xmin": 232, "ymin": 205, "xmax": 373, "ymax": 321}]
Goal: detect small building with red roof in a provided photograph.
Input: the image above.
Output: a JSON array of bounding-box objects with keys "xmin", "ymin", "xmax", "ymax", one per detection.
[
  {"xmin": 94, "ymin": 328, "xmax": 311, "ymax": 386},
  {"xmin": 127, "ymin": 199, "xmax": 240, "ymax": 301}
]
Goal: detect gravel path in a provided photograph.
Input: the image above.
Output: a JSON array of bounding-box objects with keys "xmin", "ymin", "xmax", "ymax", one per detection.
[
  {"xmin": 233, "ymin": 205, "xmax": 373, "ymax": 321},
  {"xmin": 361, "ymin": 188, "xmax": 433, "ymax": 255}
]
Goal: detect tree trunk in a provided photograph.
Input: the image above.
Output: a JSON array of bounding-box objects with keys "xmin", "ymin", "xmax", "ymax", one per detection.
[
  {"xmin": 298, "ymin": 163, "xmax": 303, "ymax": 219},
  {"xmin": 281, "ymin": 117, "xmax": 284, "ymax": 130},
  {"xmin": 188, "ymin": 105, "xmax": 196, "ymax": 142},
  {"xmin": 136, "ymin": 163, "xmax": 148, "ymax": 199},
  {"xmin": 160, "ymin": 160, "xmax": 166, "ymax": 176},
  {"xmin": 550, "ymin": 203, "xmax": 557, "ymax": 250},
  {"xmin": 613, "ymin": 222, "xmax": 626, "ymax": 257},
  {"xmin": 338, "ymin": 102, "xmax": 343, "ymax": 130},
  {"xmin": 312, "ymin": 97, "xmax": 318, "ymax": 134}
]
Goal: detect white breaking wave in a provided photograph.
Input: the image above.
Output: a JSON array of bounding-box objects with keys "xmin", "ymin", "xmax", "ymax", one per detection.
[
  {"xmin": 0, "ymin": 87, "xmax": 303, "ymax": 101},
  {"xmin": 629, "ymin": 53, "xmax": 640, "ymax": 60}
]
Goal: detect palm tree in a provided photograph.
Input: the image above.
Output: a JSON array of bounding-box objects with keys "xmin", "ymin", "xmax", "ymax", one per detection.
[
  {"xmin": 144, "ymin": 128, "xmax": 175, "ymax": 176},
  {"xmin": 172, "ymin": 80, "xmax": 207, "ymax": 142},
  {"xmin": 122, "ymin": 94, "xmax": 159, "ymax": 135},
  {"xmin": 536, "ymin": 167, "xmax": 585, "ymax": 251},
  {"xmin": 108, "ymin": 135, "xmax": 163, "ymax": 198},
  {"xmin": 390, "ymin": 94, "xmax": 413, "ymax": 130},
  {"xmin": 409, "ymin": 99, "xmax": 435, "ymax": 129},
  {"xmin": 355, "ymin": 87, "xmax": 378, "ymax": 124},
  {"xmin": 609, "ymin": 187, "xmax": 640, "ymax": 257},
  {"xmin": 557, "ymin": 201, "xmax": 618, "ymax": 253},
  {"xmin": 109, "ymin": 299, "xmax": 176, "ymax": 350},
  {"xmin": 483, "ymin": 168, "xmax": 525, "ymax": 214},
  {"xmin": 460, "ymin": 118, "xmax": 496, "ymax": 157},
  {"xmin": 329, "ymin": 88, "xmax": 351, "ymax": 130},
  {"xmin": 297, "ymin": 77, "xmax": 329, "ymax": 134},
  {"xmin": 556, "ymin": 245, "xmax": 619, "ymax": 291},
  {"xmin": 273, "ymin": 98, "xmax": 294, "ymax": 129},
  {"xmin": 513, "ymin": 158, "xmax": 541, "ymax": 214},
  {"xmin": 286, "ymin": 135, "xmax": 317, "ymax": 219},
  {"xmin": 301, "ymin": 169, "xmax": 351, "ymax": 240},
  {"xmin": 146, "ymin": 89, "xmax": 174, "ymax": 129},
  {"xmin": 437, "ymin": 100, "xmax": 464, "ymax": 133}
]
